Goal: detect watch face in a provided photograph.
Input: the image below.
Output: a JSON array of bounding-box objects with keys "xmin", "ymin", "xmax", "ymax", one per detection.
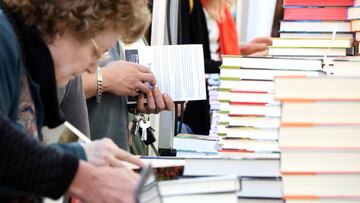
[{"xmin": 136, "ymin": 164, "xmax": 163, "ymax": 203}]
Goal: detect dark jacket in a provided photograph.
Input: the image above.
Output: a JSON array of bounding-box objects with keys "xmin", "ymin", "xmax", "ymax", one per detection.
[
  {"xmin": 179, "ymin": 0, "xmax": 221, "ymax": 135},
  {"xmin": 0, "ymin": 4, "xmax": 80, "ymax": 199}
]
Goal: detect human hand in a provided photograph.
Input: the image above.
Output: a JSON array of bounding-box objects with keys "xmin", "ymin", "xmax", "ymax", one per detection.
[
  {"xmin": 70, "ymin": 161, "xmax": 140, "ymax": 203},
  {"xmin": 102, "ymin": 61, "xmax": 156, "ymax": 96},
  {"xmin": 81, "ymin": 138, "xmax": 145, "ymax": 167},
  {"xmin": 136, "ymin": 87, "xmax": 175, "ymax": 114},
  {"xmin": 240, "ymin": 37, "xmax": 272, "ymax": 56}
]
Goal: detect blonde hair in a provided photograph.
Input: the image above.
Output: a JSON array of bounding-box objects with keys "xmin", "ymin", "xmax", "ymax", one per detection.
[
  {"xmin": 3, "ymin": 0, "xmax": 151, "ymax": 44},
  {"xmin": 204, "ymin": 0, "xmax": 227, "ymax": 21},
  {"xmin": 203, "ymin": 0, "xmax": 236, "ymax": 21}
]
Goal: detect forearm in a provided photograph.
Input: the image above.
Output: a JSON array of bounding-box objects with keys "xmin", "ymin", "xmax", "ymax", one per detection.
[
  {"xmin": 82, "ymin": 71, "xmax": 98, "ymax": 99},
  {"xmin": 49, "ymin": 142, "xmax": 87, "ymax": 161},
  {"xmin": 82, "ymin": 69, "xmax": 113, "ymax": 99},
  {"xmin": 0, "ymin": 117, "xmax": 79, "ymax": 199}
]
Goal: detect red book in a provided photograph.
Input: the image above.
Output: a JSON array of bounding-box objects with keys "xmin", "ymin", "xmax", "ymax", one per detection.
[
  {"xmin": 284, "ymin": 7, "xmax": 348, "ymax": 21},
  {"xmin": 284, "ymin": 0, "xmax": 354, "ymax": 6}
]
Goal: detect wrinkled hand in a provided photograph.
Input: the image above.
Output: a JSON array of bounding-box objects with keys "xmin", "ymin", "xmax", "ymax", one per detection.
[
  {"xmin": 136, "ymin": 87, "xmax": 175, "ymax": 114},
  {"xmin": 91, "ymin": 166, "xmax": 139, "ymax": 203},
  {"xmin": 70, "ymin": 161, "xmax": 140, "ymax": 203},
  {"xmin": 240, "ymin": 37, "xmax": 272, "ymax": 56},
  {"xmin": 81, "ymin": 138, "xmax": 145, "ymax": 167},
  {"xmin": 102, "ymin": 61, "xmax": 156, "ymax": 96}
]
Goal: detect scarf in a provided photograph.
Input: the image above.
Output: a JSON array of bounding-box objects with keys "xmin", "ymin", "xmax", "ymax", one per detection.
[{"xmin": 200, "ymin": 0, "xmax": 240, "ymax": 55}]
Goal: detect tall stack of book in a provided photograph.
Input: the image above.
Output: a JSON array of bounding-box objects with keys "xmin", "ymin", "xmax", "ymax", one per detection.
[
  {"xmin": 218, "ymin": 56, "xmax": 324, "ymax": 154},
  {"xmin": 207, "ymin": 74, "xmax": 221, "ymax": 136},
  {"xmin": 349, "ymin": 0, "xmax": 360, "ymax": 55},
  {"xmin": 324, "ymin": 56, "xmax": 360, "ymax": 76},
  {"xmin": 271, "ymin": 0, "xmax": 354, "ymax": 56},
  {"xmin": 215, "ymin": 56, "xmax": 324, "ymax": 202},
  {"xmin": 275, "ymin": 77, "xmax": 360, "ymax": 203},
  {"xmin": 173, "ymin": 134, "xmax": 220, "ymax": 157}
]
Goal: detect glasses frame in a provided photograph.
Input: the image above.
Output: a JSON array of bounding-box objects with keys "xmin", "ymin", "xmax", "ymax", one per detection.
[
  {"xmin": 91, "ymin": 38, "xmax": 103, "ymax": 59},
  {"xmin": 90, "ymin": 38, "xmax": 113, "ymax": 65}
]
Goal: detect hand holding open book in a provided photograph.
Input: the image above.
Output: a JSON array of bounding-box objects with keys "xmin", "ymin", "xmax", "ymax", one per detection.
[
  {"xmin": 125, "ymin": 45, "xmax": 206, "ymax": 102},
  {"xmin": 98, "ymin": 60, "xmax": 174, "ymax": 113},
  {"xmin": 56, "ymin": 121, "xmax": 146, "ymax": 168}
]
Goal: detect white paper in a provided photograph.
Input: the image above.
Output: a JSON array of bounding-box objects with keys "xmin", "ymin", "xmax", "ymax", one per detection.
[{"xmin": 125, "ymin": 45, "xmax": 206, "ymax": 101}]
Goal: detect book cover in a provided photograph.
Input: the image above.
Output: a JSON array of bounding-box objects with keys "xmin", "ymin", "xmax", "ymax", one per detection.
[
  {"xmin": 284, "ymin": 7, "xmax": 348, "ymax": 21},
  {"xmin": 283, "ymin": 0, "xmax": 354, "ymax": 6}
]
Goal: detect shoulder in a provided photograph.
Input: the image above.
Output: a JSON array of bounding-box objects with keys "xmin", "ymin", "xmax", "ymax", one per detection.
[
  {"xmin": 0, "ymin": 9, "xmax": 22, "ymax": 117},
  {"xmin": 0, "ymin": 9, "xmax": 21, "ymax": 62}
]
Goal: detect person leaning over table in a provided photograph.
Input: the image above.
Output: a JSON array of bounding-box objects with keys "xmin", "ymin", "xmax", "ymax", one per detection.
[{"xmin": 0, "ymin": 0, "xmax": 151, "ymax": 202}]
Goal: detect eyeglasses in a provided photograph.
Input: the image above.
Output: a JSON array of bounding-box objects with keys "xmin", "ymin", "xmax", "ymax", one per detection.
[
  {"xmin": 90, "ymin": 38, "xmax": 103, "ymax": 61},
  {"xmin": 90, "ymin": 38, "xmax": 112, "ymax": 64}
]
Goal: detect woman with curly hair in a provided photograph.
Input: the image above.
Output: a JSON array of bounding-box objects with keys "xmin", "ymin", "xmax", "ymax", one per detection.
[{"xmin": 0, "ymin": 0, "xmax": 150, "ymax": 202}]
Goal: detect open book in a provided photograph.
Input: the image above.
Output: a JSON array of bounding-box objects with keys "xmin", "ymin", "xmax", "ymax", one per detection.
[{"xmin": 125, "ymin": 45, "xmax": 206, "ymax": 102}]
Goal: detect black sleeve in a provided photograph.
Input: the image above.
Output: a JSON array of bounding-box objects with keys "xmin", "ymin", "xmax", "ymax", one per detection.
[
  {"xmin": 178, "ymin": 0, "xmax": 222, "ymax": 74},
  {"xmin": 0, "ymin": 117, "xmax": 79, "ymax": 199},
  {"xmin": 204, "ymin": 59, "xmax": 222, "ymax": 74}
]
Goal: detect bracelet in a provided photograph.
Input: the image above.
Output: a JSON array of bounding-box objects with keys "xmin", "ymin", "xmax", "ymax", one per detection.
[{"xmin": 96, "ymin": 67, "xmax": 103, "ymax": 104}]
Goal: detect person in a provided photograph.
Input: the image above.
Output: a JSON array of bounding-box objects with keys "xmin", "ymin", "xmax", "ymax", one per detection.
[
  {"xmin": 82, "ymin": 42, "xmax": 175, "ymax": 151},
  {"xmin": 0, "ymin": 0, "xmax": 151, "ymax": 202},
  {"xmin": 58, "ymin": 76, "xmax": 91, "ymax": 138},
  {"xmin": 179, "ymin": 0, "xmax": 273, "ymax": 135},
  {"xmin": 58, "ymin": 41, "xmax": 174, "ymax": 151}
]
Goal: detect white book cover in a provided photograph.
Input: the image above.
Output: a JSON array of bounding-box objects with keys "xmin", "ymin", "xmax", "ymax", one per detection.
[
  {"xmin": 159, "ymin": 175, "xmax": 240, "ymax": 196},
  {"xmin": 237, "ymin": 177, "xmax": 282, "ymax": 198},
  {"xmin": 125, "ymin": 45, "xmax": 206, "ymax": 101}
]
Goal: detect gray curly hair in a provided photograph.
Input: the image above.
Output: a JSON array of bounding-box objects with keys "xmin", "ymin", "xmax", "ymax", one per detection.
[{"xmin": 4, "ymin": 0, "xmax": 151, "ymax": 43}]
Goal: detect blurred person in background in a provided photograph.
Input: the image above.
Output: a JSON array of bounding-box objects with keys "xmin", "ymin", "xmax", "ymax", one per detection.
[{"xmin": 179, "ymin": 0, "xmax": 272, "ymax": 135}]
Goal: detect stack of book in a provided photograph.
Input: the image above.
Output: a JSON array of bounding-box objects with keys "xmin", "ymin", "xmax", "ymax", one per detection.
[
  {"xmin": 183, "ymin": 156, "xmax": 283, "ymax": 203},
  {"xmin": 349, "ymin": 0, "xmax": 360, "ymax": 55},
  {"xmin": 215, "ymin": 56, "xmax": 325, "ymax": 203},
  {"xmin": 207, "ymin": 74, "xmax": 221, "ymax": 136},
  {"xmin": 135, "ymin": 159, "xmax": 240, "ymax": 203},
  {"xmin": 139, "ymin": 155, "xmax": 282, "ymax": 203},
  {"xmin": 159, "ymin": 175, "xmax": 240, "ymax": 203},
  {"xmin": 275, "ymin": 77, "xmax": 360, "ymax": 203},
  {"xmin": 272, "ymin": 0, "xmax": 354, "ymax": 56},
  {"xmin": 173, "ymin": 134, "xmax": 220, "ymax": 157},
  {"xmin": 324, "ymin": 56, "xmax": 360, "ymax": 76},
  {"xmin": 218, "ymin": 56, "xmax": 324, "ymax": 154}
]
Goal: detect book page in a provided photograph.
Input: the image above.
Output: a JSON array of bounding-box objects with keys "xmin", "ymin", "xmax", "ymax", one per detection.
[{"xmin": 125, "ymin": 45, "xmax": 206, "ymax": 101}]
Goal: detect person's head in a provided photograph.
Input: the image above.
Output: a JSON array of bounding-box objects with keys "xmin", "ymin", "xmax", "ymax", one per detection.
[{"xmin": 4, "ymin": 0, "xmax": 151, "ymax": 86}]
